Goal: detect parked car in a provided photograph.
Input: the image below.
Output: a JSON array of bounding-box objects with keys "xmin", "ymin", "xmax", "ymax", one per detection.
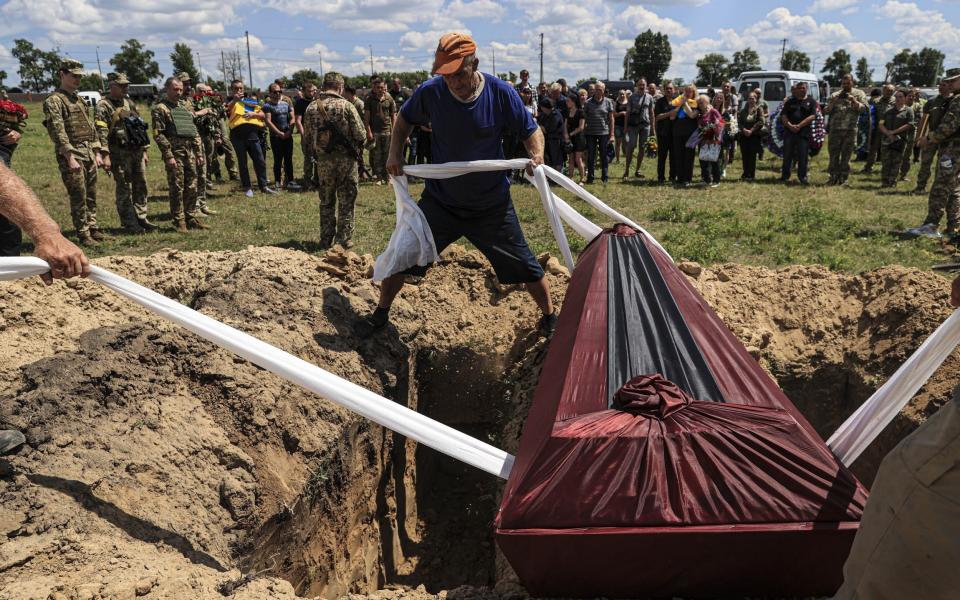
[
  {"xmin": 77, "ymin": 91, "xmax": 101, "ymax": 108},
  {"xmin": 733, "ymin": 71, "xmax": 828, "ymax": 114}
]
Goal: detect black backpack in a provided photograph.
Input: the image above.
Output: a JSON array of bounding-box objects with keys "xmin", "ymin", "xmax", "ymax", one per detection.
[{"xmin": 123, "ymin": 115, "xmax": 150, "ymax": 148}]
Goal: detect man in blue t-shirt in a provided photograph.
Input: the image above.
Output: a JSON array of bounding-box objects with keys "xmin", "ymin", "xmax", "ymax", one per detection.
[{"xmin": 357, "ymin": 33, "xmax": 556, "ymax": 337}]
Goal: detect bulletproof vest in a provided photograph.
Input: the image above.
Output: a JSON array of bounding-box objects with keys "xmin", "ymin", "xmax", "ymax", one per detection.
[
  {"xmin": 928, "ymin": 96, "xmax": 950, "ymax": 132},
  {"xmin": 167, "ymin": 104, "xmax": 198, "ymax": 138},
  {"xmin": 943, "ymin": 96, "xmax": 960, "ymax": 145},
  {"xmin": 54, "ymin": 91, "xmax": 96, "ymax": 143}
]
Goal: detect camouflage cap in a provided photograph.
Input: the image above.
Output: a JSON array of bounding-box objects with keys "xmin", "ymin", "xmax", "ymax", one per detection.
[
  {"xmin": 323, "ymin": 71, "xmax": 344, "ymax": 87},
  {"xmin": 942, "ymin": 68, "xmax": 960, "ymax": 83},
  {"xmin": 59, "ymin": 59, "xmax": 85, "ymax": 75},
  {"xmin": 176, "ymin": 72, "xmax": 192, "ymax": 82},
  {"xmin": 107, "ymin": 72, "xmax": 130, "ymax": 85}
]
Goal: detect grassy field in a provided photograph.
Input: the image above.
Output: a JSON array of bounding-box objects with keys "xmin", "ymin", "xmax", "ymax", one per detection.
[{"xmin": 8, "ymin": 101, "xmax": 954, "ymax": 273}]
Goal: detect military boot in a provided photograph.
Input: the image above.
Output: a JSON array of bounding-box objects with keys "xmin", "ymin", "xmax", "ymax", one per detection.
[
  {"xmin": 78, "ymin": 231, "xmax": 99, "ymax": 246},
  {"xmin": 138, "ymin": 218, "xmax": 159, "ymax": 232},
  {"xmin": 176, "ymin": 219, "xmax": 189, "ymax": 233},
  {"xmin": 187, "ymin": 218, "xmax": 210, "ymax": 230},
  {"xmin": 89, "ymin": 228, "xmax": 112, "ymax": 242}
]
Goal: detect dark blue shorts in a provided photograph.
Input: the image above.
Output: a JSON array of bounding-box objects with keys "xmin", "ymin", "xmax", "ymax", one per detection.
[{"xmin": 404, "ymin": 192, "xmax": 545, "ymax": 284}]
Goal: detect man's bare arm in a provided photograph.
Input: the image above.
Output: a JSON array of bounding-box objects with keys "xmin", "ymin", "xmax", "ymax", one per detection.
[
  {"xmin": 0, "ymin": 162, "xmax": 90, "ymax": 282},
  {"xmin": 386, "ymin": 113, "xmax": 415, "ymax": 176},
  {"xmin": 522, "ymin": 127, "xmax": 545, "ymax": 175}
]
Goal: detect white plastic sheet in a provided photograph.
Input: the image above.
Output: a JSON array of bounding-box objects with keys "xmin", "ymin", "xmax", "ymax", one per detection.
[
  {"xmin": 0, "ymin": 257, "xmax": 515, "ymax": 479},
  {"xmin": 827, "ymin": 308, "xmax": 960, "ymax": 466}
]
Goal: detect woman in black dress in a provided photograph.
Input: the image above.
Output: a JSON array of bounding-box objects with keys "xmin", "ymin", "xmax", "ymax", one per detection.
[{"xmin": 565, "ymin": 94, "xmax": 587, "ymax": 183}]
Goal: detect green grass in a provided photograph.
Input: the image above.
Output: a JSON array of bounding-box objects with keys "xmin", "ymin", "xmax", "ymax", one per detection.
[{"xmin": 9, "ymin": 101, "xmax": 952, "ymax": 273}]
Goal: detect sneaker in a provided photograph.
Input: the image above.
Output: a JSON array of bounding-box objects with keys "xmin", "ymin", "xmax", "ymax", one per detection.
[
  {"xmin": 538, "ymin": 311, "xmax": 558, "ymax": 336},
  {"xmin": 0, "ymin": 430, "xmax": 25, "ymax": 455},
  {"xmin": 244, "ymin": 189, "xmax": 254, "ymax": 198},
  {"xmin": 709, "ymin": 183, "xmax": 720, "ymax": 188},
  {"xmin": 260, "ymin": 187, "xmax": 277, "ymax": 195},
  {"xmin": 904, "ymin": 223, "xmax": 941, "ymax": 238},
  {"xmin": 137, "ymin": 218, "xmax": 159, "ymax": 232},
  {"xmin": 355, "ymin": 308, "xmax": 390, "ymax": 338},
  {"xmin": 200, "ymin": 206, "xmax": 218, "ymax": 216},
  {"xmin": 285, "ymin": 181, "xmax": 302, "ymax": 192}
]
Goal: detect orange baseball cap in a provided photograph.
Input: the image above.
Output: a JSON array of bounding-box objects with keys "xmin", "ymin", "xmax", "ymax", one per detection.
[{"xmin": 432, "ymin": 33, "xmax": 477, "ymax": 75}]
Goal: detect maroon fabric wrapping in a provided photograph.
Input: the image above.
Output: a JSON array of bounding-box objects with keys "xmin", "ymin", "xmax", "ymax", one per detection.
[
  {"xmin": 496, "ymin": 228, "xmax": 867, "ymax": 598},
  {"xmin": 612, "ymin": 373, "xmax": 692, "ymax": 418},
  {"xmin": 497, "ymin": 523, "xmax": 858, "ymax": 598},
  {"xmin": 498, "ymin": 234, "xmax": 609, "ymax": 510}
]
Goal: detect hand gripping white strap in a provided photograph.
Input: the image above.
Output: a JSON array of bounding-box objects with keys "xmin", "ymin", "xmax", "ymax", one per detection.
[{"xmin": 0, "ymin": 257, "xmax": 515, "ymax": 479}]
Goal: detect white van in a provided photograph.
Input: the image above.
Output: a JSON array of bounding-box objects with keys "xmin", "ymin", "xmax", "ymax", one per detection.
[
  {"xmin": 733, "ymin": 71, "xmax": 828, "ymax": 114},
  {"xmin": 77, "ymin": 91, "xmax": 102, "ymax": 108}
]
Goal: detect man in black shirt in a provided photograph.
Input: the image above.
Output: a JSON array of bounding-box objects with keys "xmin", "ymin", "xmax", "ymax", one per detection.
[
  {"xmin": 654, "ymin": 81, "xmax": 677, "ymax": 183},
  {"xmin": 780, "ymin": 82, "xmax": 818, "ymax": 184}
]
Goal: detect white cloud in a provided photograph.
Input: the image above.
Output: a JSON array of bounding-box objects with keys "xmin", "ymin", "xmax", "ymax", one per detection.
[
  {"xmin": 619, "ymin": 6, "xmax": 690, "ymax": 38},
  {"xmin": 446, "ymin": 0, "xmax": 505, "ymax": 21},
  {"xmin": 877, "ymin": 1, "xmax": 960, "ymax": 48},
  {"xmin": 809, "ymin": 0, "xmax": 859, "ymax": 11}
]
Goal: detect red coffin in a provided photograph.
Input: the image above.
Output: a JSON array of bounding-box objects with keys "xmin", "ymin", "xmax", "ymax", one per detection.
[{"xmin": 495, "ymin": 226, "xmax": 868, "ymax": 598}]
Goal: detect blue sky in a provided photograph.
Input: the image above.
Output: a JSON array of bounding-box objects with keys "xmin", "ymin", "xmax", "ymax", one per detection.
[{"xmin": 1, "ymin": 1, "xmax": 958, "ymax": 87}]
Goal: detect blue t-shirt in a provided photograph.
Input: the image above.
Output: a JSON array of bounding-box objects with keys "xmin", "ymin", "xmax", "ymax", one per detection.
[
  {"xmin": 400, "ymin": 73, "xmax": 538, "ymax": 209},
  {"xmin": 262, "ymin": 100, "xmax": 292, "ymax": 132}
]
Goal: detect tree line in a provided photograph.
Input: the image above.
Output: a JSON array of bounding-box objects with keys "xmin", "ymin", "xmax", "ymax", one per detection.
[{"xmin": 622, "ymin": 30, "xmax": 945, "ymax": 89}]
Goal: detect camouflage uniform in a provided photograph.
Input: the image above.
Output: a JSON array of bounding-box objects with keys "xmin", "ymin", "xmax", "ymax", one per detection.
[
  {"xmin": 824, "ymin": 88, "xmax": 867, "ymax": 184},
  {"xmin": 42, "ymin": 69, "xmax": 103, "ymax": 241},
  {"xmin": 923, "ymin": 93, "xmax": 960, "ymax": 233},
  {"xmin": 179, "ymin": 87, "xmax": 210, "ymax": 214},
  {"xmin": 899, "ymin": 99, "xmax": 923, "ymax": 180},
  {"xmin": 304, "ymin": 73, "xmax": 366, "ymax": 247},
  {"xmin": 916, "ymin": 94, "xmax": 952, "ymax": 192},
  {"xmin": 864, "ymin": 94, "xmax": 895, "ymax": 172},
  {"xmin": 152, "ymin": 98, "xmax": 206, "ymax": 229},
  {"xmin": 364, "ymin": 92, "xmax": 396, "ymax": 182},
  {"xmin": 95, "ymin": 77, "xmax": 150, "ymax": 231},
  {"xmin": 879, "ymin": 104, "xmax": 914, "ymax": 187}
]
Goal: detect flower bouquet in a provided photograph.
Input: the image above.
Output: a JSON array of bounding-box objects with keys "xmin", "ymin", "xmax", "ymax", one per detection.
[
  {"xmin": 0, "ymin": 98, "xmax": 28, "ymax": 132},
  {"xmin": 644, "ymin": 135, "xmax": 657, "ymax": 158}
]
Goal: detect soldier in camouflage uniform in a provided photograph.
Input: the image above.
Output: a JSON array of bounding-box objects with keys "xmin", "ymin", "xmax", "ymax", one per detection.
[
  {"xmin": 42, "ymin": 59, "xmax": 107, "ymax": 246},
  {"xmin": 95, "ymin": 72, "xmax": 156, "ymax": 233},
  {"xmin": 152, "ymin": 77, "xmax": 209, "ymax": 232},
  {"xmin": 909, "ymin": 69, "xmax": 960, "ymax": 239},
  {"xmin": 863, "ymin": 84, "xmax": 896, "ymax": 174},
  {"xmin": 914, "ymin": 80, "xmax": 953, "ymax": 194},
  {"xmin": 878, "ymin": 90, "xmax": 914, "ymax": 188},
  {"xmin": 304, "ymin": 72, "xmax": 365, "ymax": 248},
  {"xmin": 899, "ymin": 88, "xmax": 923, "ymax": 181},
  {"xmin": 178, "ymin": 73, "xmax": 217, "ymax": 216},
  {"xmin": 824, "ymin": 74, "xmax": 867, "ymax": 185},
  {"xmin": 364, "ymin": 76, "xmax": 397, "ymax": 184}
]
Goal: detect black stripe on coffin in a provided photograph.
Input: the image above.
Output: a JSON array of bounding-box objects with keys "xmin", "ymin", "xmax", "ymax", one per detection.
[{"xmin": 606, "ymin": 232, "xmax": 725, "ymax": 404}]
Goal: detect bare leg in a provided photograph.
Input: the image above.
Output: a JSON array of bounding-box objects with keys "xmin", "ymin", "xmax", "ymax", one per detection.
[
  {"xmin": 377, "ymin": 272, "xmax": 406, "ymax": 308},
  {"xmin": 623, "ymin": 146, "xmax": 634, "ymax": 177},
  {"xmin": 525, "ymin": 276, "xmax": 554, "ymax": 316}
]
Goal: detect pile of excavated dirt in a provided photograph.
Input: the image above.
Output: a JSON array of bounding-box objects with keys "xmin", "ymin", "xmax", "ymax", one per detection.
[{"xmin": 0, "ymin": 246, "xmax": 956, "ymax": 600}]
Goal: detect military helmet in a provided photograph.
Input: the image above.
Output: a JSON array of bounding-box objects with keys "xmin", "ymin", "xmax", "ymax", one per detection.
[
  {"xmin": 59, "ymin": 59, "xmax": 85, "ymax": 75},
  {"xmin": 323, "ymin": 71, "xmax": 344, "ymax": 87}
]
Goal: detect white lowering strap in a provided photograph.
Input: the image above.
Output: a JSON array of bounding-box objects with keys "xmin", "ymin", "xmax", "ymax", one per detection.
[{"xmin": 0, "ymin": 257, "xmax": 515, "ymax": 479}]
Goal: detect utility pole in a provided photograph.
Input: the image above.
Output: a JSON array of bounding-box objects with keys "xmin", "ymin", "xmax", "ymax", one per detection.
[
  {"xmin": 369, "ymin": 44, "xmax": 375, "ymax": 76},
  {"xmin": 94, "ymin": 46, "xmax": 105, "ymax": 92},
  {"xmin": 245, "ymin": 30, "xmax": 253, "ymax": 89},
  {"xmin": 492, "ymin": 46, "xmax": 496, "ymax": 77},
  {"xmin": 539, "ymin": 33, "xmax": 544, "ymax": 83},
  {"xmin": 780, "ymin": 38, "xmax": 788, "ymax": 65},
  {"xmin": 221, "ymin": 50, "xmax": 227, "ymax": 90},
  {"xmin": 196, "ymin": 51, "xmax": 203, "ymax": 81},
  {"xmin": 319, "ymin": 49, "xmax": 324, "ymax": 79},
  {"xmin": 606, "ymin": 47, "xmax": 610, "ymax": 81}
]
